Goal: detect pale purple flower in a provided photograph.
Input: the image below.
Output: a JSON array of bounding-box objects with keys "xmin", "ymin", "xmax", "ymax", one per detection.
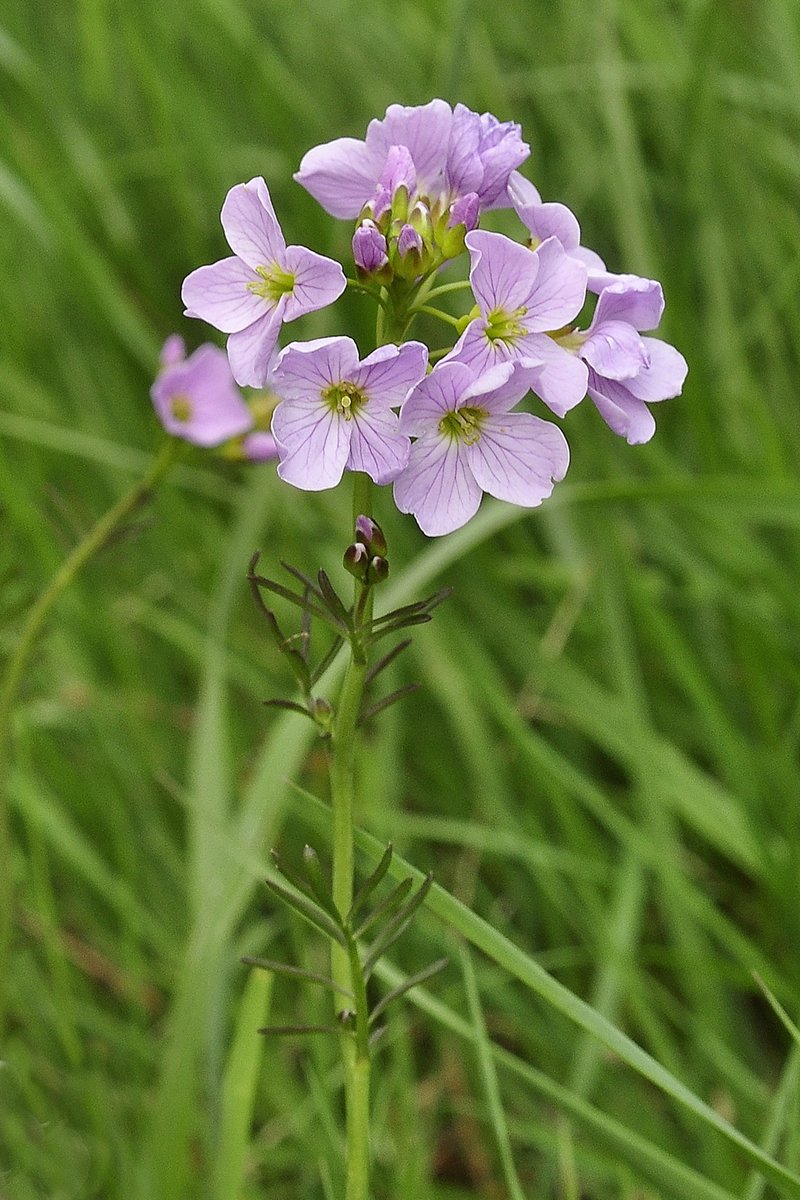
[
  {"xmin": 394, "ymin": 360, "xmax": 569, "ymax": 537},
  {"xmin": 448, "ymin": 230, "xmax": 589, "ymax": 416},
  {"xmin": 151, "ymin": 340, "xmax": 253, "ymax": 447},
  {"xmin": 561, "ymin": 276, "xmax": 688, "ymax": 444},
  {"xmin": 294, "ymin": 99, "xmax": 528, "ymax": 221},
  {"xmin": 271, "ymin": 337, "xmax": 428, "ymax": 491},
  {"xmin": 181, "ymin": 177, "xmax": 346, "ymax": 388}
]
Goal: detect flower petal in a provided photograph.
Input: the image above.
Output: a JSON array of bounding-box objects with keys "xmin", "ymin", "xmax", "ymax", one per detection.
[
  {"xmin": 517, "ymin": 201, "xmax": 581, "ymax": 253},
  {"xmin": 393, "ymin": 435, "xmax": 482, "ymax": 537},
  {"xmin": 592, "ymin": 275, "xmax": 664, "ymax": 332},
  {"xmin": 445, "ymin": 105, "xmax": 484, "ymax": 197},
  {"xmin": 445, "ymin": 317, "xmax": 518, "ymax": 376},
  {"xmin": 521, "ymin": 334, "xmax": 589, "ymax": 416},
  {"xmin": 466, "ymin": 229, "xmax": 540, "ymax": 314},
  {"xmin": 580, "ymin": 319, "xmax": 649, "ymax": 380},
  {"xmin": 226, "ymin": 309, "xmax": 283, "ymax": 387},
  {"xmin": 352, "ymin": 341, "xmax": 428, "ymax": 410},
  {"xmin": 399, "ymin": 361, "xmax": 477, "ymax": 435},
  {"xmin": 507, "ymin": 171, "xmax": 542, "ymax": 208},
  {"xmin": 294, "ymin": 137, "xmax": 385, "ymax": 219},
  {"xmin": 462, "ymin": 360, "xmax": 541, "ymax": 414},
  {"xmin": 275, "ymin": 337, "xmax": 360, "ymax": 399},
  {"xmin": 588, "ymin": 376, "xmax": 656, "ymax": 444},
  {"xmin": 367, "ymin": 100, "xmax": 453, "ymax": 189},
  {"xmin": 523, "ymin": 236, "xmax": 588, "ymax": 331},
  {"xmin": 181, "ymin": 257, "xmax": 264, "ymax": 333},
  {"xmin": 466, "ymin": 411, "xmax": 569, "ymax": 505},
  {"xmin": 220, "ymin": 178, "xmax": 285, "ymax": 270},
  {"xmin": 347, "ymin": 407, "xmax": 410, "ymax": 483},
  {"xmin": 625, "ymin": 338, "xmax": 688, "ymax": 402},
  {"xmin": 273, "ymin": 400, "xmax": 351, "ymax": 490},
  {"xmin": 282, "ymin": 245, "xmax": 347, "ymax": 321}
]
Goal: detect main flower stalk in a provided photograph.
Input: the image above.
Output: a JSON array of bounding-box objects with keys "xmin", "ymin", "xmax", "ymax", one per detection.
[{"xmin": 329, "ymin": 472, "xmax": 374, "ymax": 1200}]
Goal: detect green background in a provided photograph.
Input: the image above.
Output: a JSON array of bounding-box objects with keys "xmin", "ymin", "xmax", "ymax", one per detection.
[{"xmin": 2, "ymin": 0, "xmax": 799, "ymax": 1196}]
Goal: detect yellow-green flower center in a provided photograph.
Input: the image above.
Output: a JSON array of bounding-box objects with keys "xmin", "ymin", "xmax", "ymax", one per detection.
[
  {"xmin": 438, "ymin": 405, "xmax": 488, "ymax": 445},
  {"xmin": 171, "ymin": 394, "xmax": 193, "ymax": 422},
  {"xmin": 247, "ymin": 262, "xmax": 296, "ymax": 302},
  {"xmin": 322, "ymin": 380, "xmax": 366, "ymax": 421},
  {"xmin": 485, "ymin": 305, "xmax": 528, "ymax": 346}
]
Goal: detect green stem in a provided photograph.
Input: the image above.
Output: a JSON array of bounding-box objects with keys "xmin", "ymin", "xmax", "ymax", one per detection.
[
  {"xmin": 0, "ymin": 437, "xmax": 179, "ymax": 1030},
  {"xmin": 328, "ymin": 471, "xmax": 374, "ymax": 1199},
  {"xmin": 423, "ymin": 279, "xmax": 472, "ymax": 302},
  {"xmin": 411, "ymin": 304, "xmax": 462, "ymax": 328}
]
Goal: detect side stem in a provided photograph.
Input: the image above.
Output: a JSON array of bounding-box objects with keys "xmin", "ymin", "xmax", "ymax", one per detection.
[{"xmin": 0, "ymin": 437, "xmax": 179, "ymax": 1029}]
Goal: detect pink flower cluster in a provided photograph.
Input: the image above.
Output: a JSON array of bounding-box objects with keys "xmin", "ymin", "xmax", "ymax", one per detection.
[{"xmin": 158, "ymin": 100, "xmax": 687, "ymax": 535}]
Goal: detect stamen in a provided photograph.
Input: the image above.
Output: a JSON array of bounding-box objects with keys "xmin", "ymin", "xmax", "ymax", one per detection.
[
  {"xmin": 247, "ymin": 263, "xmax": 296, "ymax": 302},
  {"xmin": 171, "ymin": 394, "xmax": 193, "ymax": 422}
]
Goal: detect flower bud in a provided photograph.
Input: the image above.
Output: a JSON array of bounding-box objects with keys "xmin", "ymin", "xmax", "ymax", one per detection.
[
  {"xmin": 368, "ymin": 555, "xmax": 389, "ymax": 584},
  {"xmin": 353, "ymin": 221, "xmax": 390, "ymax": 279},
  {"xmin": 343, "ymin": 541, "xmax": 369, "ymax": 580},
  {"xmin": 354, "ymin": 515, "xmax": 387, "ymax": 556},
  {"xmin": 448, "ymin": 191, "xmax": 480, "ymax": 232}
]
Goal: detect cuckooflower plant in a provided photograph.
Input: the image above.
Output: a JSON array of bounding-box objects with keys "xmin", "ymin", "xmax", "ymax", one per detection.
[{"xmin": 4, "ymin": 97, "xmax": 686, "ymax": 1200}]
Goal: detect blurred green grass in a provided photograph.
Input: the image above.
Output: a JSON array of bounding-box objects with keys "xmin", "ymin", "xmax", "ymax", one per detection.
[{"xmin": 2, "ymin": 0, "xmax": 800, "ymax": 1196}]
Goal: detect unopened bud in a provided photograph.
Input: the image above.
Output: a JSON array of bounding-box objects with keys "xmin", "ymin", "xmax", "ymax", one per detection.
[
  {"xmin": 448, "ymin": 191, "xmax": 480, "ymax": 232},
  {"xmin": 353, "ymin": 221, "xmax": 390, "ymax": 279},
  {"xmin": 408, "ymin": 200, "xmax": 433, "ymax": 242},
  {"xmin": 343, "ymin": 541, "xmax": 369, "ymax": 579},
  {"xmin": 368, "ymin": 556, "xmax": 389, "ymax": 584},
  {"xmin": 354, "ymin": 515, "xmax": 387, "ymax": 556}
]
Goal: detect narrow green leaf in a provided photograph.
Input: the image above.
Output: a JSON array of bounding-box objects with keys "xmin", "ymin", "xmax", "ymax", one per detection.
[
  {"xmin": 358, "ymin": 683, "xmax": 421, "ymax": 727},
  {"xmin": 250, "ymin": 573, "xmax": 349, "ymax": 635},
  {"xmin": 301, "ymin": 845, "xmax": 340, "ymax": 920},
  {"xmin": 263, "ymin": 877, "xmax": 347, "ymax": 948},
  {"xmin": 348, "ymin": 842, "xmax": 394, "ymax": 925},
  {"xmin": 212, "ymin": 968, "xmax": 273, "ymax": 1200},
  {"xmin": 241, "ymin": 956, "xmax": 353, "ymax": 999},
  {"xmin": 317, "ymin": 569, "xmax": 354, "ymax": 631},
  {"xmin": 363, "ymin": 874, "xmax": 433, "ymax": 976},
  {"xmin": 459, "ymin": 943, "xmax": 526, "ymax": 1200},
  {"xmin": 364, "ymin": 638, "xmax": 412, "ymax": 687},
  {"xmin": 369, "ymin": 957, "xmax": 448, "ymax": 1024},
  {"xmin": 262, "ymin": 699, "xmax": 316, "ymax": 722},
  {"xmin": 353, "ymin": 876, "xmax": 413, "ymax": 940}
]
